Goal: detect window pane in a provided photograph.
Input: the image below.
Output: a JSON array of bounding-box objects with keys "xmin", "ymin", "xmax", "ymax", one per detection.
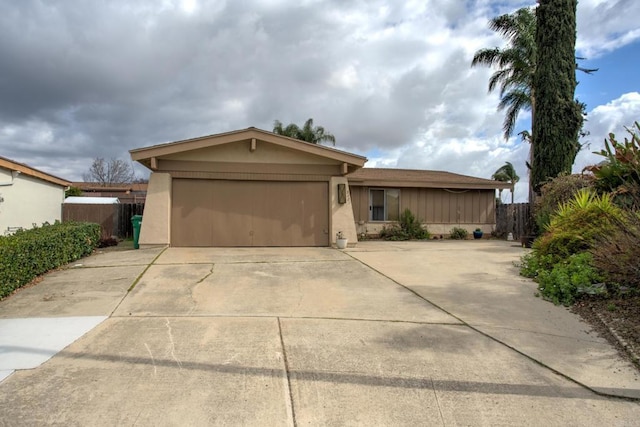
[
  {"xmin": 371, "ymin": 189, "xmax": 385, "ymax": 221},
  {"xmin": 386, "ymin": 189, "xmax": 400, "ymax": 221}
]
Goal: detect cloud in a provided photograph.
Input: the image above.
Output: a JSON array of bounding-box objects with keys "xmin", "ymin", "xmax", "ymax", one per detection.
[
  {"xmin": 575, "ymin": 92, "xmax": 640, "ymax": 172},
  {"xmin": 0, "ymin": 0, "xmax": 635, "ymax": 204},
  {"xmin": 577, "ymin": 0, "xmax": 640, "ymax": 58}
]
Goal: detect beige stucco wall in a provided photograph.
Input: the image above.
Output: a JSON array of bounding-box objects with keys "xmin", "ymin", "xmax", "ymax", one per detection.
[
  {"xmin": 0, "ymin": 169, "xmax": 65, "ymax": 233},
  {"xmin": 165, "ymin": 141, "xmax": 336, "ymax": 165},
  {"xmin": 330, "ymin": 176, "xmax": 358, "ymax": 247},
  {"xmin": 139, "ymin": 172, "xmax": 171, "ymax": 246}
]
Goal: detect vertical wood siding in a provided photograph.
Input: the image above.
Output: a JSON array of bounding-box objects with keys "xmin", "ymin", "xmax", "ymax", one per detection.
[{"xmin": 349, "ymin": 186, "xmax": 496, "ymax": 224}]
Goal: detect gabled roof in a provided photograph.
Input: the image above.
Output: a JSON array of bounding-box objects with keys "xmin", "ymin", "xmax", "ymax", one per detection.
[
  {"xmin": 130, "ymin": 127, "xmax": 367, "ymax": 171},
  {"xmin": 0, "ymin": 156, "xmax": 71, "ymax": 187},
  {"xmin": 347, "ymin": 167, "xmax": 513, "ymax": 190}
]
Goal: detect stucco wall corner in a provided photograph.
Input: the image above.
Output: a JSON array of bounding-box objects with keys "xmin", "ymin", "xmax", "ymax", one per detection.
[
  {"xmin": 139, "ymin": 172, "xmax": 171, "ymax": 246},
  {"xmin": 330, "ymin": 176, "xmax": 358, "ymax": 247}
]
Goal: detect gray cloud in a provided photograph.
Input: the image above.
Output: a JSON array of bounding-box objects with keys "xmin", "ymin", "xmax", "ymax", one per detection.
[{"xmin": 0, "ymin": 0, "xmax": 637, "ymax": 201}]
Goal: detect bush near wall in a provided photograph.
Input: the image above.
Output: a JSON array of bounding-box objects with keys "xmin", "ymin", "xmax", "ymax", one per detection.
[{"xmin": 0, "ymin": 222, "xmax": 100, "ymax": 299}]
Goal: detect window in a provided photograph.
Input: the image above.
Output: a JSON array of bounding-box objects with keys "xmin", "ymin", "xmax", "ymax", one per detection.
[{"xmin": 369, "ymin": 189, "xmax": 399, "ymax": 221}]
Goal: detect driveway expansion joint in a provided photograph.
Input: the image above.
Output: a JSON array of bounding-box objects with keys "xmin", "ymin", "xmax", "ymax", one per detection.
[
  {"xmin": 277, "ymin": 317, "xmax": 297, "ymax": 427},
  {"xmin": 110, "ymin": 246, "xmax": 168, "ymax": 317}
]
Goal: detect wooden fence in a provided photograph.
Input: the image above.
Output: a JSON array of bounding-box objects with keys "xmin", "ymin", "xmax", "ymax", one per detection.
[
  {"xmin": 62, "ymin": 203, "xmax": 145, "ymax": 238},
  {"xmin": 117, "ymin": 203, "xmax": 145, "ymax": 238},
  {"xmin": 496, "ymin": 203, "xmax": 531, "ymax": 239}
]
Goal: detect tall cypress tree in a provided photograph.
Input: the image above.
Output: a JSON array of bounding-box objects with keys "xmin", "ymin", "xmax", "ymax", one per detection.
[{"xmin": 531, "ymin": 0, "xmax": 583, "ymax": 193}]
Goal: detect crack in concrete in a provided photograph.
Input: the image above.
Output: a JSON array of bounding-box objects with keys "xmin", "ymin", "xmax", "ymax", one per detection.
[
  {"xmin": 186, "ymin": 264, "xmax": 215, "ymax": 316},
  {"xmin": 165, "ymin": 318, "xmax": 182, "ymax": 370}
]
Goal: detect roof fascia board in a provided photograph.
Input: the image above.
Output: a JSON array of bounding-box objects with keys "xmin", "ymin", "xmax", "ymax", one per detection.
[
  {"xmin": 347, "ymin": 179, "xmax": 511, "ymax": 190},
  {"xmin": 130, "ymin": 128, "xmax": 367, "ymax": 167},
  {"xmin": 0, "ymin": 157, "xmax": 71, "ymax": 187}
]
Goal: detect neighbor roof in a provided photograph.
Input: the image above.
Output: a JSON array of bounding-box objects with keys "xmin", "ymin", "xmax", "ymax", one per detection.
[
  {"xmin": 130, "ymin": 127, "xmax": 367, "ymax": 170},
  {"xmin": 71, "ymin": 182, "xmax": 148, "ymax": 192},
  {"xmin": 0, "ymin": 156, "xmax": 71, "ymax": 187},
  {"xmin": 347, "ymin": 168, "xmax": 513, "ymax": 190}
]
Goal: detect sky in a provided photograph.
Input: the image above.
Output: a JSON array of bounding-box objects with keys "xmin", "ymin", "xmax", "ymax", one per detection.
[{"xmin": 1, "ymin": 0, "xmax": 639, "ymax": 202}]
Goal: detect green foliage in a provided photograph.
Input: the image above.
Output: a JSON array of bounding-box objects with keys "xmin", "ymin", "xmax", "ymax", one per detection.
[
  {"xmin": 537, "ymin": 252, "xmax": 602, "ymax": 306},
  {"xmin": 449, "ymin": 227, "xmax": 468, "ymax": 240},
  {"xmin": 591, "ymin": 211, "xmax": 640, "ymax": 291},
  {"xmin": 521, "ymin": 189, "xmax": 622, "ymax": 304},
  {"xmin": 273, "ymin": 118, "xmax": 336, "ymax": 146},
  {"xmin": 65, "ymin": 186, "xmax": 83, "ymax": 198},
  {"xmin": 492, "ymin": 161, "xmax": 520, "ymax": 203},
  {"xmin": 585, "ymin": 122, "xmax": 640, "ymax": 209},
  {"xmin": 471, "ymin": 7, "xmax": 536, "ymax": 140},
  {"xmin": 0, "ymin": 222, "xmax": 100, "ymax": 299},
  {"xmin": 520, "ymin": 251, "xmax": 554, "ymax": 279},
  {"xmin": 531, "ymin": 0, "xmax": 582, "ymax": 192},
  {"xmin": 379, "ymin": 209, "xmax": 430, "ymax": 241},
  {"xmin": 534, "ymin": 174, "xmax": 591, "ymax": 231}
]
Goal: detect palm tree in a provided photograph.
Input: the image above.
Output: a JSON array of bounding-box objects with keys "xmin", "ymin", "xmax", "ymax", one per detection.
[
  {"xmin": 471, "ymin": 7, "xmax": 536, "ymax": 141},
  {"xmin": 492, "ymin": 161, "xmax": 520, "ymax": 203},
  {"xmin": 273, "ymin": 118, "xmax": 336, "ymax": 146}
]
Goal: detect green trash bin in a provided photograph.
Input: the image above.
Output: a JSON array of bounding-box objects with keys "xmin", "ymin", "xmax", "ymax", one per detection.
[{"xmin": 131, "ymin": 215, "xmax": 143, "ymax": 249}]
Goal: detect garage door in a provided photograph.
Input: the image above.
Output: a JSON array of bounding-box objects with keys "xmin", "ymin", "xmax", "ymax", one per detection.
[{"xmin": 171, "ymin": 179, "xmax": 329, "ymax": 247}]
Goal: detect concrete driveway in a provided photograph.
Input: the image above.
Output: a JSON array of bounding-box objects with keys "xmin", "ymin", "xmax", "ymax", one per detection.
[{"xmin": 0, "ymin": 241, "xmax": 638, "ymax": 426}]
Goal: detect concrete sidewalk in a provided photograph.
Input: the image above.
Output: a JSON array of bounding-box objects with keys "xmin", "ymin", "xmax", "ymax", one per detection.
[{"xmin": 0, "ymin": 242, "xmax": 638, "ymax": 425}]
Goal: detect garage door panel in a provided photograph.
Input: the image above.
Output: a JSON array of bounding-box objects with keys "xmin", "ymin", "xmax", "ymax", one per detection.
[
  {"xmin": 171, "ymin": 180, "xmax": 214, "ymax": 247},
  {"xmin": 171, "ymin": 179, "xmax": 328, "ymax": 247}
]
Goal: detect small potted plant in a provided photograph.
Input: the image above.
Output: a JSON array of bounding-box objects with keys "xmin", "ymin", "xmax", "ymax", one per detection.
[
  {"xmin": 473, "ymin": 228, "xmax": 483, "ymax": 239},
  {"xmin": 336, "ymin": 231, "xmax": 348, "ymax": 249}
]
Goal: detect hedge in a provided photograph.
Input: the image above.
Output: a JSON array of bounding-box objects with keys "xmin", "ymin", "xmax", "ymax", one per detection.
[{"xmin": 0, "ymin": 222, "xmax": 100, "ymax": 299}]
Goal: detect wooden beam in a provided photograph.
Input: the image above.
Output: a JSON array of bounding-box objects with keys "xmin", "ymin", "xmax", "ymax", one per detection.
[
  {"xmin": 250, "ymin": 138, "xmax": 257, "ymax": 152},
  {"xmin": 341, "ymin": 162, "xmax": 348, "ymax": 175},
  {"xmin": 150, "ymin": 157, "xmax": 158, "ymax": 170}
]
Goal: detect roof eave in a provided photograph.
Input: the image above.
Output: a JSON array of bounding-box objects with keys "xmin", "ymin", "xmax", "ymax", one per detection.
[
  {"xmin": 130, "ymin": 128, "xmax": 367, "ymax": 168},
  {"xmin": 347, "ymin": 178, "xmax": 512, "ymax": 190},
  {"xmin": 0, "ymin": 156, "xmax": 71, "ymax": 187}
]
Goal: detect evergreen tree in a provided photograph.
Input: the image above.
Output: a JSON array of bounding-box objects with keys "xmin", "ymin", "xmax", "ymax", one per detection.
[{"xmin": 531, "ymin": 0, "xmax": 583, "ymax": 192}]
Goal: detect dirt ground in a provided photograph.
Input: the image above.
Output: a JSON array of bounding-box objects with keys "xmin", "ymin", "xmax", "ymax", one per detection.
[{"xmin": 572, "ymin": 294, "xmax": 640, "ymax": 369}]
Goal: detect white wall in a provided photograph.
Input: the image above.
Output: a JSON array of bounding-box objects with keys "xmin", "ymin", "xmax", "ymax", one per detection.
[{"xmin": 0, "ymin": 170, "xmax": 66, "ymax": 233}]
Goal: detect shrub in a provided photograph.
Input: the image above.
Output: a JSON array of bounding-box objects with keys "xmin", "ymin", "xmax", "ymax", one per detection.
[
  {"xmin": 537, "ymin": 252, "xmax": 603, "ymax": 306},
  {"xmin": 534, "ymin": 174, "xmax": 592, "ymax": 231},
  {"xmin": 521, "ymin": 189, "xmax": 622, "ymax": 304},
  {"xmin": 0, "ymin": 222, "xmax": 100, "ymax": 299},
  {"xmin": 449, "ymin": 227, "xmax": 468, "ymax": 240},
  {"xmin": 535, "ymin": 189, "xmax": 622, "ymax": 258},
  {"xmin": 591, "ymin": 212, "xmax": 640, "ymax": 291},
  {"xmin": 379, "ymin": 208, "xmax": 430, "ymax": 240}
]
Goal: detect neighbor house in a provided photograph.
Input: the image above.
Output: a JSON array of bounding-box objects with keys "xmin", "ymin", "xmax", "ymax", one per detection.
[
  {"xmin": 130, "ymin": 128, "xmax": 510, "ymax": 247},
  {"xmin": 0, "ymin": 156, "xmax": 71, "ymax": 234},
  {"xmin": 71, "ymin": 182, "xmax": 148, "ymax": 203}
]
